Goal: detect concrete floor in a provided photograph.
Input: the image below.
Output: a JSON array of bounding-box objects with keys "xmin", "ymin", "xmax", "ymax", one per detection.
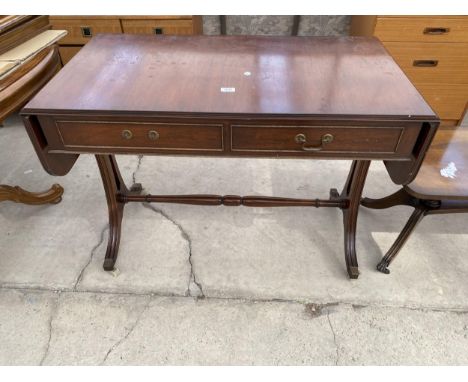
[{"xmin": 1, "ymin": 114, "xmax": 468, "ymax": 365}]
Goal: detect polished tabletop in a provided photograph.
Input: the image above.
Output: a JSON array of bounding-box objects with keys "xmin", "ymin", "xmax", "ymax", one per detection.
[{"xmin": 24, "ymin": 34, "xmax": 436, "ymax": 120}]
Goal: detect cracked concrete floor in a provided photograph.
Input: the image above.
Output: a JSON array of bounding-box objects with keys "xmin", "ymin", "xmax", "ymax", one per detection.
[{"xmin": 1, "ymin": 114, "xmax": 468, "ymax": 365}]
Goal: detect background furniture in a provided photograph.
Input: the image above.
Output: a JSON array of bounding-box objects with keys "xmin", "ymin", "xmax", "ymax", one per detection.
[
  {"xmin": 0, "ymin": 15, "xmax": 64, "ymax": 204},
  {"xmin": 0, "ymin": 16, "xmax": 66, "ymax": 123},
  {"xmin": 351, "ymin": 16, "xmax": 468, "ymax": 127},
  {"xmin": 21, "ymin": 34, "xmax": 438, "ymax": 278},
  {"xmin": 362, "ymin": 123, "xmax": 468, "ymax": 274},
  {"xmin": 50, "ymin": 16, "xmax": 203, "ymax": 65}
]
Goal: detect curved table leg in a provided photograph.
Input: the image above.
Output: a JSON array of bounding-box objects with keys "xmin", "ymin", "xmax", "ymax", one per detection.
[
  {"xmin": 0, "ymin": 183, "xmax": 63, "ymax": 205},
  {"xmin": 361, "ymin": 188, "xmax": 414, "ymax": 210},
  {"xmin": 96, "ymin": 155, "xmax": 128, "ymax": 271},
  {"xmin": 96, "ymin": 155, "xmax": 142, "ymax": 271},
  {"xmin": 332, "ymin": 160, "xmax": 371, "ymax": 279}
]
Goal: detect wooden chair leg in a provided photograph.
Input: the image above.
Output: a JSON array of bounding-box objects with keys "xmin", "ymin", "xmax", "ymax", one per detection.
[{"xmin": 376, "ymin": 207, "xmax": 427, "ymax": 274}]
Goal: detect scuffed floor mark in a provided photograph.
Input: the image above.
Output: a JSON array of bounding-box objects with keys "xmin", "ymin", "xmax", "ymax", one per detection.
[
  {"xmin": 440, "ymin": 162, "xmax": 457, "ymax": 179},
  {"xmin": 73, "ymin": 225, "xmax": 109, "ymax": 290},
  {"xmin": 100, "ymin": 296, "xmax": 151, "ymax": 365},
  {"xmin": 304, "ymin": 302, "xmax": 339, "ymax": 318},
  {"xmin": 142, "ymin": 203, "xmax": 205, "ymax": 299},
  {"xmin": 39, "ymin": 292, "xmax": 61, "ymax": 365}
]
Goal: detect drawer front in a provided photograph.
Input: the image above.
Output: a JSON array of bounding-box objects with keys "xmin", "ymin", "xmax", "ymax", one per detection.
[
  {"xmin": 231, "ymin": 125, "xmax": 416, "ymax": 156},
  {"xmin": 384, "ymin": 42, "xmax": 468, "ymax": 84},
  {"xmin": 121, "ymin": 19, "xmax": 194, "ymax": 35},
  {"xmin": 55, "ymin": 121, "xmax": 224, "ymax": 152},
  {"xmin": 50, "ymin": 18, "xmax": 122, "ymax": 45},
  {"xmin": 414, "ymin": 83, "xmax": 468, "ymax": 120},
  {"xmin": 58, "ymin": 46, "xmax": 81, "ymax": 65},
  {"xmin": 375, "ymin": 17, "xmax": 468, "ymax": 42}
]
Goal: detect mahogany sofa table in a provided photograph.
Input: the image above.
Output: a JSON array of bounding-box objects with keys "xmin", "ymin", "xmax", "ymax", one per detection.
[{"xmin": 20, "ymin": 34, "xmax": 438, "ymax": 279}]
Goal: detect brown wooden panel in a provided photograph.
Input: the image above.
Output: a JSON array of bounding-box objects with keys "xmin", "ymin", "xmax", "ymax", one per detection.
[
  {"xmin": 121, "ymin": 19, "xmax": 195, "ymax": 35},
  {"xmin": 440, "ymin": 120, "xmax": 459, "ymax": 127},
  {"xmin": 55, "ymin": 121, "xmax": 224, "ymax": 152},
  {"xmin": 0, "ymin": 46, "xmax": 61, "ymax": 122},
  {"xmin": 231, "ymin": 125, "xmax": 407, "ymax": 154},
  {"xmin": 50, "ymin": 18, "xmax": 121, "ymax": 45},
  {"xmin": 0, "ymin": 15, "xmax": 35, "ymax": 34},
  {"xmin": 0, "ymin": 15, "xmax": 49, "ymax": 55},
  {"xmin": 375, "ymin": 17, "xmax": 468, "ymax": 43},
  {"xmin": 384, "ymin": 42, "xmax": 468, "ymax": 84},
  {"xmin": 415, "ymin": 83, "xmax": 468, "ymax": 120},
  {"xmin": 58, "ymin": 46, "xmax": 81, "ymax": 65},
  {"xmin": 349, "ymin": 16, "xmax": 377, "ymax": 36}
]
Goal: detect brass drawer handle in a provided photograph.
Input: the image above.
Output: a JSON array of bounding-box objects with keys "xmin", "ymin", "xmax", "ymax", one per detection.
[
  {"xmin": 80, "ymin": 26, "xmax": 93, "ymax": 37},
  {"xmin": 148, "ymin": 130, "xmax": 159, "ymax": 140},
  {"xmin": 295, "ymin": 133, "xmax": 334, "ymax": 151},
  {"xmin": 121, "ymin": 130, "xmax": 133, "ymax": 140},
  {"xmin": 413, "ymin": 60, "xmax": 438, "ymax": 67},
  {"xmin": 423, "ymin": 27, "xmax": 450, "ymax": 35}
]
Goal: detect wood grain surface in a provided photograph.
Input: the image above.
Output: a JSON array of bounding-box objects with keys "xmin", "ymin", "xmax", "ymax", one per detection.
[{"xmin": 23, "ymin": 34, "xmax": 436, "ymax": 120}]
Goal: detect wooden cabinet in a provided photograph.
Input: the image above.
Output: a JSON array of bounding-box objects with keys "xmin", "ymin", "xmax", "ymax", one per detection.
[
  {"xmin": 50, "ymin": 16, "xmax": 203, "ymax": 65},
  {"xmin": 50, "ymin": 17, "xmax": 122, "ymax": 45},
  {"xmin": 351, "ymin": 16, "xmax": 468, "ymax": 126}
]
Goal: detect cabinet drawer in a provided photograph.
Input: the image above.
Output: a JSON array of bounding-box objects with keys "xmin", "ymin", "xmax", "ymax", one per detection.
[
  {"xmin": 55, "ymin": 121, "xmax": 224, "ymax": 152},
  {"xmin": 414, "ymin": 83, "xmax": 468, "ymax": 120},
  {"xmin": 375, "ymin": 17, "xmax": 468, "ymax": 43},
  {"xmin": 231, "ymin": 125, "xmax": 417, "ymax": 156},
  {"xmin": 50, "ymin": 18, "xmax": 122, "ymax": 45},
  {"xmin": 58, "ymin": 46, "xmax": 81, "ymax": 65},
  {"xmin": 384, "ymin": 42, "xmax": 468, "ymax": 84},
  {"xmin": 121, "ymin": 19, "xmax": 194, "ymax": 35}
]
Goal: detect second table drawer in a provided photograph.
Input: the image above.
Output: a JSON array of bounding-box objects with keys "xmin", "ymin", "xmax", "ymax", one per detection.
[
  {"xmin": 50, "ymin": 18, "xmax": 122, "ymax": 45},
  {"xmin": 55, "ymin": 121, "xmax": 224, "ymax": 152},
  {"xmin": 121, "ymin": 19, "xmax": 195, "ymax": 35},
  {"xmin": 231, "ymin": 125, "xmax": 414, "ymax": 155},
  {"xmin": 384, "ymin": 42, "xmax": 468, "ymax": 84}
]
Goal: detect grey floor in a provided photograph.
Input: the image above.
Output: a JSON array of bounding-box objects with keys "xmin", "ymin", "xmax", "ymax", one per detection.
[{"xmin": 1, "ymin": 114, "xmax": 467, "ymax": 365}]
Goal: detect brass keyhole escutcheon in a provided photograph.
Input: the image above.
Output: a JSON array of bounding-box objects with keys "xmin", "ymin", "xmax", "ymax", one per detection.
[
  {"xmin": 322, "ymin": 133, "xmax": 334, "ymax": 144},
  {"xmin": 121, "ymin": 129, "xmax": 133, "ymax": 140},
  {"xmin": 148, "ymin": 130, "xmax": 160, "ymax": 141},
  {"xmin": 295, "ymin": 133, "xmax": 307, "ymax": 144}
]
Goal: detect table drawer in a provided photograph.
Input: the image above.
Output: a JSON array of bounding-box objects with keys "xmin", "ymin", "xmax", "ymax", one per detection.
[
  {"xmin": 384, "ymin": 42, "xmax": 468, "ymax": 84},
  {"xmin": 50, "ymin": 18, "xmax": 122, "ymax": 45},
  {"xmin": 55, "ymin": 121, "xmax": 224, "ymax": 152},
  {"xmin": 375, "ymin": 17, "xmax": 468, "ymax": 43},
  {"xmin": 231, "ymin": 125, "xmax": 415, "ymax": 156},
  {"xmin": 121, "ymin": 19, "xmax": 195, "ymax": 35}
]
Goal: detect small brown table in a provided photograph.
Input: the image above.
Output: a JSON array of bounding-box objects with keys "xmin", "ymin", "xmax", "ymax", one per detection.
[{"xmin": 20, "ymin": 34, "xmax": 438, "ymax": 278}]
